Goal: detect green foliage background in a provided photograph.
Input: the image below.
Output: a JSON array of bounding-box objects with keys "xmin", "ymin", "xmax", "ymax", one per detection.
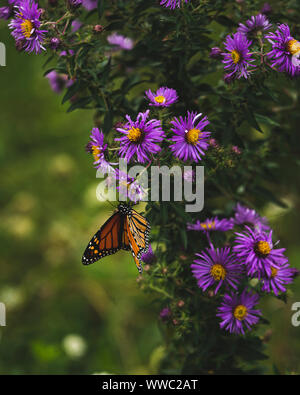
[{"xmin": 0, "ymin": 0, "xmax": 300, "ymax": 374}]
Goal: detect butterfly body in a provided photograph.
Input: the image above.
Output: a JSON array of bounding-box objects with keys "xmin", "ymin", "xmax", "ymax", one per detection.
[{"xmin": 82, "ymin": 203, "xmax": 150, "ymax": 273}]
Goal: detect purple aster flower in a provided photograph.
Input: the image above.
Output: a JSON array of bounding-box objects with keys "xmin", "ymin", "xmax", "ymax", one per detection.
[
  {"xmin": 260, "ymin": 263, "xmax": 294, "ymax": 296},
  {"xmin": 217, "ymin": 291, "xmax": 261, "ymax": 335},
  {"xmin": 49, "ymin": 37, "xmax": 60, "ymax": 50},
  {"xmin": 191, "ymin": 246, "xmax": 242, "ymax": 294},
  {"xmin": 266, "ymin": 24, "xmax": 300, "ymax": 76},
  {"xmin": 82, "ymin": 0, "xmax": 97, "ymax": 11},
  {"xmin": 141, "ymin": 244, "xmax": 156, "ymax": 264},
  {"xmin": 233, "ymin": 203, "xmax": 270, "ymax": 232},
  {"xmin": 183, "ymin": 169, "xmax": 195, "ymax": 183},
  {"xmin": 107, "ymin": 33, "xmax": 134, "ymax": 51},
  {"xmin": 68, "ymin": 0, "xmax": 82, "ymax": 8},
  {"xmin": 222, "ymin": 32, "xmax": 255, "ymax": 79},
  {"xmin": 261, "ymin": 3, "xmax": 272, "ymax": 15},
  {"xmin": 72, "ymin": 20, "xmax": 83, "ymax": 32},
  {"xmin": 160, "ymin": 307, "xmax": 171, "ymax": 321},
  {"xmin": 9, "ymin": 0, "xmax": 47, "ymax": 54},
  {"xmin": 128, "ymin": 181, "xmax": 147, "ymax": 203},
  {"xmin": 115, "ymin": 110, "xmax": 165, "ymax": 163},
  {"xmin": 209, "ymin": 47, "xmax": 223, "ymax": 59},
  {"xmin": 160, "ymin": 0, "xmax": 190, "ymax": 10},
  {"xmin": 115, "ymin": 170, "xmax": 147, "ymax": 203},
  {"xmin": 169, "ymin": 112, "xmax": 210, "ymax": 162},
  {"xmin": 237, "ymin": 14, "xmax": 272, "ymax": 39},
  {"xmin": 60, "ymin": 49, "xmax": 74, "ymax": 57},
  {"xmin": 145, "ymin": 87, "xmax": 178, "ymax": 107},
  {"xmin": 46, "ymin": 71, "xmax": 73, "ymax": 94},
  {"xmin": 86, "ymin": 128, "xmax": 108, "ymax": 170},
  {"xmin": 0, "ymin": 6, "xmax": 11, "ymax": 20},
  {"xmin": 233, "ymin": 226, "xmax": 288, "ymax": 277},
  {"xmin": 187, "ymin": 217, "xmax": 234, "ymax": 232}
]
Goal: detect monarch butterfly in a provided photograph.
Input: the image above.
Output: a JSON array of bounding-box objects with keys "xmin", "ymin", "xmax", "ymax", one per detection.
[{"xmin": 82, "ymin": 203, "xmax": 150, "ymax": 273}]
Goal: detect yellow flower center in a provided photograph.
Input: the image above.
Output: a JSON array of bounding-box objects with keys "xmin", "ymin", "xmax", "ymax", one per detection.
[
  {"xmin": 91, "ymin": 145, "xmax": 102, "ymax": 161},
  {"xmin": 255, "ymin": 240, "xmax": 271, "ymax": 256},
  {"xmin": 200, "ymin": 221, "xmax": 215, "ymax": 230},
  {"xmin": 127, "ymin": 127, "xmax": 142, "ymax": 143},
  {"xmin": 155, "ymin": 95, "xmax": 166, "ymax": 104},
  {"xmin": 210, "ymin": 264, "xmax": 226, "ymax": 281},
  {"xmin": 286, "ymin": 39, "xmax": 300, "ymax": 56},
  {"xmin": 231, "ymin": 50, "xmax": 241, "ymax": 64},
  {"xmin": 21, "ymin": 19, "xmax": 33, "ymax": 39},
  {"xmin": 234, "ymin": 305, "xmax": 248, "ymax": 321},
  {"xmin": 186, "ymin": 128, "xmax": 201, "ymax": 145},
  {"xmin": 271, "ymin": 266, "xmax": 278, "ymax": 278}
]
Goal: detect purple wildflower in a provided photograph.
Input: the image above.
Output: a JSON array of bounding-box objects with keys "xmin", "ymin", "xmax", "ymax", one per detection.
[
  {"xmin": 191, "ymin": 246, "xmax": 242, "ymax": 294},
  {"xmin": 160, "ymin": 307, "xmax": 171, "ymax": 321},
  {"xmin": 46, "ymin": 71, "xmax": 73, "ymax": 94},
  {"xmin": 141, "ymin": 244, "xmax": 156, "ymax": 264},
  {"xmin": 260, "ymin": 263, "xmax": 294, "ymax": 296},
  {"xmin": 237, "ymin": 14, "xmax": 272, "ymax": 39},
  {"xmin": 68, "ymin": 0, "xmax": 82, "ymax": 8},
  {"xmin": 217, "ymin": 291, "xmax": 261, "ymax": 335},
  {"xmin": 145, "ymin": 87, "xmax": 178, "ymax": 107},
  {"xmin": 115, "ymin": 170, "xmax": 147, "ymax": 203},
  {"xmin": 187, "ymin": 217, "xmax": 234, "ymax": 232},
  {"xmin": 60, "ymin": 49, "xmax": 74, "ymax": 57},
  {"xmin": 183, "ymin": 169, "xmax": 195, "ymax": 183},
  {"xmin": 115, "ymin": 110, "xmax": 165, "ymax": 164},
  {"xmin": 222, "ymin": 32, "xmax": 255, "ymax": 79},
  {"xmin": 9, "ymin": 0, "xmax": 47, "ymax": 54},
  {"xmin": 82, "ymin": 0, "xmax": 97, "ymax": 11},
  {"xmin": 169, "ymin": 112, "xmax": 210, "ymax": 162},
  {"xmin": 72, "ymin": 20, "xmax": 83, "ymax": 33},
  {"xmin": 107, "ymin": 33, "xmax": 134, "ymax": 51},
  {"xmin": 209, "ymin": 47, "xmax": 223, "ymax": 59},
  {"xmin": 86, "ymin": 128, "xmax": 108, "ymax": 170},
  {"xmin": 266, "ymin": 24, "xmax": 300, "ymax": 76},
  {"xmin": 0, "ymin": 6, "xmax": 11, "ymax": 20},
  {"xmin": 233, "ymin": 203, "xmax": 269, "ymax": 232},
  {"xmin": 49, "ymin": 37, "xmax": 60, "ymax": 50},
  {"xmin": 160, "ymin": 0, "xmax": 190, "ymax": 10},
  {"xmin": 261, "ymin": 3, "xmax": 272, "ymax": 15},
  {"xmin": 233, "ymin": 226, "xmax": 288, "ymax": 277}
]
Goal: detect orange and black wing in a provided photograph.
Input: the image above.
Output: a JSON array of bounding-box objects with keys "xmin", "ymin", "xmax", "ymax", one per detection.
[
  {"xmin": 128, "ymin": 209, "xmax": 151, "ymax": 258},
  {"xmin": 126, "ymin": 209, "xmax": 151, "ymax": 273},
  {"xmin": 82, "ymin": 212, "xmax": 125, "ymax": 265}
]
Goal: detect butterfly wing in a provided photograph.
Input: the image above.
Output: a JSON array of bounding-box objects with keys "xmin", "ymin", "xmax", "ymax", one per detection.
[
  {"xmin": 125, "ymin": 209, "xmax": 151, "ymax": 274},
  {"xmin": 82, "ymin": 212, "xmax": 124, "ymax": 265},
  {"xmin": 128, "ymin": 209, "xmax": 151, "ymax": 256}
]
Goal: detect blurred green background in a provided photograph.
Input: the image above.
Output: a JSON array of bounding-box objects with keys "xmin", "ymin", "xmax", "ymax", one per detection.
[
  {"xmin": 1, "ymin": 17, "xmax": 300, "ymax": 374},
  {"xmin": 0, "ymin": 25, "xmax": 163, "ymax": 374}
]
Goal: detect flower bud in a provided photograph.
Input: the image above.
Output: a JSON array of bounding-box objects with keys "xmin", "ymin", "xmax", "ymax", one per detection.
[
  {"xmin": 209, "ymin": 47, "xmax": 223, "ymax": 59},
  {"xmin": 93, "ymin": 25, "xmax": 104, "ymax": 33},
  {"xmin": 50, "ymin": 37, "xmax": 60, "ymax": 50},
  {"xmin": 68, "ymin": 0, "xmax": 82, "ymax": 9}
]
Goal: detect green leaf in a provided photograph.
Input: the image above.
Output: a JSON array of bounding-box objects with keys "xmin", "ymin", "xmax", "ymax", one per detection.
[
  {"xmin": 66, "ymin": 96, "xmax": 92, "ymax": 112},
  {"xmin": 244, "ymin": 107, "xmax": 264, "ymax": 133},
  {"xmin": 254, "ymin": 113, "xmax": 280, "ymax": 128},
  {"xmin": 62, "ymin": 81, "xmax": 82, "ymax": 105}
]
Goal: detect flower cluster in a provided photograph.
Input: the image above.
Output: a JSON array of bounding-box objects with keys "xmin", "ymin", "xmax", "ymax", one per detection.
[
  {"xmin": 188, "ymin": 203, "xmax": 296, "ymax": 334},
  {"xmin": 212, "ymin": 12, "xmax": 300, "ymax": 79},
  {"xmin": 84, "ymin": 87, "xmax": 210, "ymax": 202},
  {"xmin": 160, "ymin": 0, "xmax": 190, "ymax": 10}
]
